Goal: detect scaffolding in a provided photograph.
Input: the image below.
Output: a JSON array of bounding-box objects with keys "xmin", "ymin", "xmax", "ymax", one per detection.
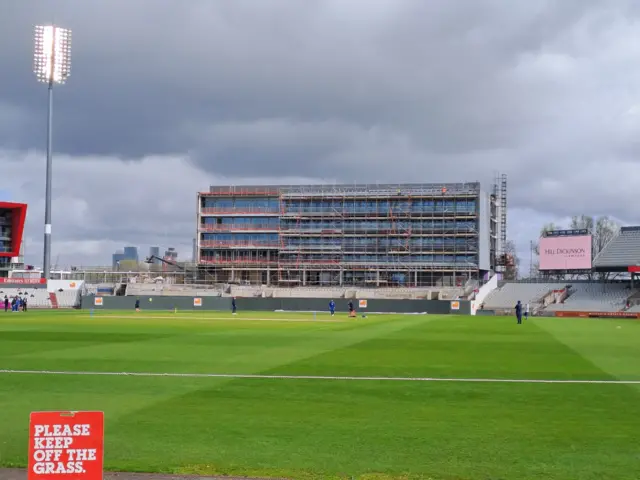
[
  {"xmin": 197, "ymin": 182, "xmax": 499, "ymax": 287},
  {"xmin": 493, "ymin": 174, "xmax": 508, "ymax": 272}
]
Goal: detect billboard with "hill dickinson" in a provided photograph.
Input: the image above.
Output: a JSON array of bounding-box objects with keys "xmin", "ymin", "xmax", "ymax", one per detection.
[{"xmin": 539, "ymin": 235, "xmax": 592, "ymax": 270}]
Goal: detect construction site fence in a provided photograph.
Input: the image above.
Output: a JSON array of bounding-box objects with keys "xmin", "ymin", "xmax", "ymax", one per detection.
[{"xmin": 81, "ymin": 295, "xmax": 471, "ymax": 315}]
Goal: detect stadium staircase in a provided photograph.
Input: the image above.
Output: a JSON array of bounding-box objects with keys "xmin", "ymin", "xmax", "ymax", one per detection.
[
  {"xmin": 625, "ymin": 290, "xmax": 640, "ymax": 308},
  {"xmin": 48, "ymin": 292, "xmax": 59, "ymax": 309}
]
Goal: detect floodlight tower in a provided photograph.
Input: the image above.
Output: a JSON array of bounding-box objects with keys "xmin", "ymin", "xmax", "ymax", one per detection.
[{"xmin": 33, "ymin": 25, "xmax": 72, "ymax": 280}]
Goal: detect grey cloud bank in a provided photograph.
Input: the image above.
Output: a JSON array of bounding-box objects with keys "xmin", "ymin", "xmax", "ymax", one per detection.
[{"xmin": 0, "ymin": 0, "xmax": 639, "ymax": 267}]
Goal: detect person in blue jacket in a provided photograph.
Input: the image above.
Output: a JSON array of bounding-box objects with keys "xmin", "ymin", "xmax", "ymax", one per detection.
[
  {"xmin": 515, "ymin": 300, "xmax": 523, "ymax": 324},
  {"xmin": 329, "ymin": 299, "xmax": 335, "ymax": 316}
]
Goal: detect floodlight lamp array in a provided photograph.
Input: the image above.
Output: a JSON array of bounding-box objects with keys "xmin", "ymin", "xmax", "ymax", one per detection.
[{"xmin": 33, "ymin": 25, "xmax": 72, "ymax": 84}]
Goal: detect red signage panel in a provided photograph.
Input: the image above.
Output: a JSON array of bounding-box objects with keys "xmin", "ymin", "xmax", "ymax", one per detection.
[
  {"xmin": 0, "ymin": 202, "xmax": 27, "ymax": 258},
  {"xmin": 555, "ymin": 311, "xmax": 640, "ymax": 319},
  {"xmin": 28, "ymin": 411, "xmax": 104, "ymax": 480},
  {"xmin": 0, "ymin": 278, "xmax": 46, "ymax": 285}
]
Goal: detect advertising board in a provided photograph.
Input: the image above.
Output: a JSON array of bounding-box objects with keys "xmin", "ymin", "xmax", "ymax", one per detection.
[
  {"xmin": 0, "ymin": 278, "xmax": 45, "ymax": 285},
  {"xmin": 539, "ymin": 235, "xmax": 592, "ymax": 270}
]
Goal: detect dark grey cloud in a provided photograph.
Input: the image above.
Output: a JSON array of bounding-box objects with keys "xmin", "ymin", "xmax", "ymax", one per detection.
[{"xmin": 2, "ymin": 0, "xmax": 640, "ymax": 267}]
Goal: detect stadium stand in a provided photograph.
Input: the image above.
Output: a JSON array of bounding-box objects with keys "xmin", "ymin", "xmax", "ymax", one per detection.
[
  {"xmin": 226, "ymin": 285, "xmax": 459, "ymax": 299},
  {"xmin": 125, "ymin": 283, "xmax": 222, "ymax": 297},
  {"xmin": 544, "ymin": 283, "xmax": 632, "ymax": 312},
  {"xmin": 482, "ymin": 283, "xmax": 567, "ymax": 309},
  {"xmin": 0, "ymin": 288, "xmax": 54, "ymax": 308},
  {"xmin": 55, "ymin": 289, "xmax": 82, "ymax": 308},
  {"xmin": 118, "ymin": 283, "xmax": 462, "ymax": 299},
  {"xmin": 593, "ymin": 227, "xmax": 640, "ymax": 268},
  {"xmin": 625, "ymin": 304, "xmax": 640, "ymax": 313}
]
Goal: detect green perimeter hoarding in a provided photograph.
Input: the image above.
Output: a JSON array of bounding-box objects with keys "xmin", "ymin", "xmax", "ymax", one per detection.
[{"xmin": 82, "ymin": 295, "xmax": 470, "ymax": 315}]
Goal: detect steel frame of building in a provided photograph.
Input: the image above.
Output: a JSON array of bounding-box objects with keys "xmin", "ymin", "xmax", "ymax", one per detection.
[{"xmin": 196, "ymin": 182, "xmax": 503, "ymax": 287}]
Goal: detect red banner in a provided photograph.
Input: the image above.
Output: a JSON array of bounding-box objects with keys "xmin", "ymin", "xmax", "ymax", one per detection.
[
  {"xmin": 555, "ymin": 311, "xmax": 640, "ymax": 319},
  {"xmin": 0, "ymin": 278, "xmax": 46, "ymax": 284},
  {"xmin": 28, "ymin": 411, "xmax": 104, "ymax": 480},
  {"xmin": 628, "ymin": 266, "xmax": 640, "ymax": 273}
]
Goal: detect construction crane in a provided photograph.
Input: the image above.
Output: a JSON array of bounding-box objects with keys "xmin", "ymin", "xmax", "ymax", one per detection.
[{"xmin": 144, "ymin": 255, "xmax": 185, "ymax": 270}]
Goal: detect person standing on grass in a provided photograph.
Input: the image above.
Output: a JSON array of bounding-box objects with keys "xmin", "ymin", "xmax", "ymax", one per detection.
[
  {"xmin": 515, "ymin": 300, "xmax": 523, "ymax": 324},
  {"xmin": 22, "ymin": 296, "xmax": 27, "ymax": 312},
  {"xmin": 524, "ymin": 302, "xmax": 529, "ymax": 320},
  {"xmin": 348, "ymin": 300, "xmax": 355, "ymax": 317},
  {"xmin": 329, "ymin": 299, "xmax": 335, "ymax": 316},
  {"xmin": 232, "ymin": 297, "xmax": 237, "ymax": 315},
  {"xmin": 4, "ymin": 295, "xmax": 8, "ymax": 312},
  {"xmin": 135, "ymin": 298, "xmax": 140, "ymax": 312}
]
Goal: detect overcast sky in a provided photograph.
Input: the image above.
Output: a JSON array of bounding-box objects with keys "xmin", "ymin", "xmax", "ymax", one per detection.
[{"xmin": 1, "ymin": 0, "xmax": 639, "ymax": 269}]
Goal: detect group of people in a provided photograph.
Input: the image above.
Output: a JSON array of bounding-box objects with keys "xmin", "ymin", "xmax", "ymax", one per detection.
[
  {"xmin": 4, "ymin": 295, "xmax": 28, "ymax": 312},
  {"xmin": 329, "ymin": 299, "xmax": 356, "ymax": 317}
]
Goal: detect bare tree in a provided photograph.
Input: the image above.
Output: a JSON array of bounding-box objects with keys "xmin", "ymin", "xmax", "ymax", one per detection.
[
  {"xmin": 593, "ymin": 217, "xmax": 620, "ymax": 257},
  {"xmin": 503, "ymin": 240, "xmax": 520, "ymax": 280},
  {"xmin": 568, "ymin": 215, "xmax": 619, "ymax": 258},
  {"xmin": 569, "ymin": 215, "xmax": 594, "ymax": 231}
]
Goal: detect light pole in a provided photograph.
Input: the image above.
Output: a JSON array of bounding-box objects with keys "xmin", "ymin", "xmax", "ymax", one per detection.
[{"xmin": 33, "ymin": 25, "xmax": 72, "ymax": 281}]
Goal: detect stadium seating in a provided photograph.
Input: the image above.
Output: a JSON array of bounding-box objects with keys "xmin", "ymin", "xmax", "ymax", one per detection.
[
  {"xmin": 226, "ymin": 285, "xmax": 457, "ymax": 300},
  {"xmin": 482, "ymin": 283, "xmax": 567, "ymax": 309},
  {"xmin": 0, "ymin": 288, "xmax": 53, "ymax": 308},
  {"xmin": 125, "ymin": 283, "xmax": 222, "ymax": 297},
  {"xmin": 593, "ymin": 227, "xmax": 640, "ymax": 268},
  {"xmin": 545, "ymin": 283, "xmax": 632, "ymax": 312},
  {"xmin": 55, "ymin": 289, "xmax": 82, "ymax": 308}
]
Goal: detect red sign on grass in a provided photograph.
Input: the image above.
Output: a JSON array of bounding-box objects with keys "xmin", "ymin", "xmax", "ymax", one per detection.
[{"xmin": 28, "ymin": 411, "xmax": 104, "ymax": 480}]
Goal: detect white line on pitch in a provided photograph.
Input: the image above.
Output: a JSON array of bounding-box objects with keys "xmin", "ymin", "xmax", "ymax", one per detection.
[
  {"xmin": 0, "ymin": 369, "xmax": 638, "ymax": 384},
  {"xmin": 91, "ymin": 315, "xmax": 346, "ymax": 323}
]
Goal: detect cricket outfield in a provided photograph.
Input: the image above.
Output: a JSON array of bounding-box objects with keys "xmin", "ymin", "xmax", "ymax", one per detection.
[{"xmin": 1, "ymin": 310, "xmax": 639, "ymax": 480}]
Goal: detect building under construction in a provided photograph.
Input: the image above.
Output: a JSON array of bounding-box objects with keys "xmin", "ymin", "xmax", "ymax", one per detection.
[{"xmin": 196, "ymin": 179, "xmax": 507, "ymax": 287}]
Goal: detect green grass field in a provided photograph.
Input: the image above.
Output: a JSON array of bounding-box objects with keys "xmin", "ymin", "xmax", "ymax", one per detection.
[{"xmin": 1, "ymin": 310, "xmax": 640, "ymax": 480}]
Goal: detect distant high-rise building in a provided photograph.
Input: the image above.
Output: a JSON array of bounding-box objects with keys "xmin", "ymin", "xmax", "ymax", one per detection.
[
  {"xmin": 123, "ymin": 246, "xmax": 138, "ymax": 262},
  {"xmin": 149, "ymin": 246, "xmax": 160, "ymax": 264},
  {"xmin": 164, "ymin": 247, "xmax": 178, "ymax": 262},
  {"xmin": 161, "ymin": 247, "xmax": 178, "ymax": 271},
  {"xmin": 112, "ymin": 245, "xmax": 139, "ymax": 269},
  {"xmin": 112, "ymin": 252, "xmax": 125, "ymax": 269}
]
